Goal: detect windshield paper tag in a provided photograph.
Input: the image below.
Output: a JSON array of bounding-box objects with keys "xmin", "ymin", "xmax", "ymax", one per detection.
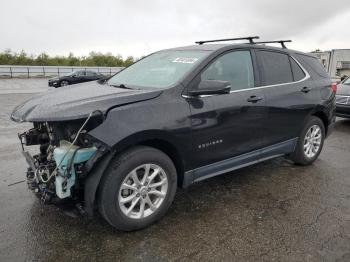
[{"xmin": 172, "ymin": 57, "xmax": 198, "ymax": 64}]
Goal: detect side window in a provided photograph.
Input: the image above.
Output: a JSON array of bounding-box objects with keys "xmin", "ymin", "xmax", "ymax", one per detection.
[
  {"xmin": 290, "ymin": 57, "xmax": 306, "ymax": 81},
  {"xmin": 296, "ymin": 54, "xmax": 329, "ymax": 78},
  {"xmin": 77, "ymin": 71, "xmax": 86, "ymax": 76},
  {"xmin": 257, "ymin": 51, "xmax": 293, "ymax": 85},
  {"xmin": 86, "ymin": 71, "xmax": 97, "ymax": 76},
  {"xmin": 201, "ymin": 50, "xmax": 254, "ymax": 90}
]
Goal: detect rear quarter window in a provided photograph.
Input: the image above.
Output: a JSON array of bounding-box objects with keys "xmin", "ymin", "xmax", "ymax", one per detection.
[
  {"xmin": 290, "ymin": 57, "xmax": 306, "ymax": 81},
  {"xmin": 295, "ymin": 54, "xmax": 329, "ymax": 78}
]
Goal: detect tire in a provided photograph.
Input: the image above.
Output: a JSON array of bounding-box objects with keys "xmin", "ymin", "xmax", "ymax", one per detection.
[
  {"xmin": 98, "ymin": 146, "xmax": 177, "ymax": 231},
  {"xmin": 60, "ymin": 80, "xmax": 69, "ymax": 87},
  {"xmin": 290, "ymin": 116, "xmax": 325, "ymax": 165}
]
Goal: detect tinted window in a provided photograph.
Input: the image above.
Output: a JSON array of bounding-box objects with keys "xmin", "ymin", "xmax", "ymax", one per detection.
[
  {"xmin": 258, "ymin": 51, "xmax": 293, "ymax": 85},
  {"xmin": 297, "ymin": 54, "xmax": 329, "ymax": 78},
  {"xmin": 86, "ymin": 71, "xmax": 97, "ymax": 76},
  {"xmin": 77, "ymin": 71, "xmax": 86, "ymax": 76},
  {"xmin": 201, "ymin": 51, "xmax": 254, "ymax": 90},
  {"xmin": 290, "ymin": 57, "xmax": 305, "ymax": 81}
]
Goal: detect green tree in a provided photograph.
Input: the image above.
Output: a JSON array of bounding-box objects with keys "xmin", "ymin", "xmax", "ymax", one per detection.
[
  {"xmin": 35, "ymin": 53, "xmax": 50, "ymax": 65},
  {"xmin": 0, "ymin": 49, "xmax": 138, "ymax": 67},
  {"xmin": 124, "ymin": 56, "xmax": 135, "ymax": 67}
]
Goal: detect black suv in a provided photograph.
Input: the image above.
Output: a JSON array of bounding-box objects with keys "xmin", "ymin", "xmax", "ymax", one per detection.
[{"xmin": 11, "ymin": 37, "xmax": 336, "ymax": 231}]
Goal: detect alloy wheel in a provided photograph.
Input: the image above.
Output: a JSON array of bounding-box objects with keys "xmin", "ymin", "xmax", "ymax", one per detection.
[
  {"xmin": 303, "ymin": 124, "xmax": 322, "ymax": 158},
  {"xmin": 118, "ymin": 164, "xmax": 168, "ymax": 219},
  {"xmin": 61, "ymin": 81, "xmax": 69, "ymax": 86}
]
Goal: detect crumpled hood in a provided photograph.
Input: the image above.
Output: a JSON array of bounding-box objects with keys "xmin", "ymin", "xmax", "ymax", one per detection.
[
  {"xmin": 11, "ymin": 81, "xmax": 162, "ymax": 122},
  {"xmin": 337, "ymin": 83, "xmax": 350, "ymax": 96}
]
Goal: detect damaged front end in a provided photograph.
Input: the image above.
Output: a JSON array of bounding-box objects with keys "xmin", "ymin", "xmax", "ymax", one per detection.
[
  {"xmin": 11, "ymin": 81, "xmax": 163, "ymax": 219},
  {"xmin": 18, "ymin": 112, "xmax": 109, "ymax": 215}
]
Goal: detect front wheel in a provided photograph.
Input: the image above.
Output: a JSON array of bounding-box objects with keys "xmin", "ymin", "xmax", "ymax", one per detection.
[
  {"xmin": 98, "ymin": 146, "xmax": 177, "ymax": 231},
  {"xmin": 290, "ymin": 116, "xmax": 325, "ymax": 165},
  {"xmin": 60, "ymin": 80, "xmax": 69, "ymax": 87}
]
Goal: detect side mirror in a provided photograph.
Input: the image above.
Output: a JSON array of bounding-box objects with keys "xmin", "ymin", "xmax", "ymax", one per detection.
[{"xmin": 188, "ymin": 80, "xmax": 231, "ymax": 96}]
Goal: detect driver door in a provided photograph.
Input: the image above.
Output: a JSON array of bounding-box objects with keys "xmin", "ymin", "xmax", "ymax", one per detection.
[
  {"xmin": 76, "ymin": 70, "xmax": 87, "ymax": 83},
  {"xmin": 186, "ymin": 49, "xmax": 268, "ymax": 175}
]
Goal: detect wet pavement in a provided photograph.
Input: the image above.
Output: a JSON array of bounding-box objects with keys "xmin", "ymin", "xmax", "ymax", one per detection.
[{"xmin": 0, "ymin": 79, "xmax": 350, "ymax": 261}]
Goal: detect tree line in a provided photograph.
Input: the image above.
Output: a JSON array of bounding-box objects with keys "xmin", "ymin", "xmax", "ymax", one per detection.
[{"xmin": 0, "ymin": 49, "xmax": 137, "ymax": 67}]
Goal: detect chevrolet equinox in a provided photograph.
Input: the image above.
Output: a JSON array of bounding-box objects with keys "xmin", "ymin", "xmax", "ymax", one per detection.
[{"xmin": 11, "ymin": 37, "xmax": 336, "ymax": 231}]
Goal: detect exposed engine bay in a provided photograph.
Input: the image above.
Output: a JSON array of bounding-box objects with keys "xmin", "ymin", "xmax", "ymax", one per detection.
[{"xmin": 19, "ymin": 111, "xmax": 106, "ymax": 212}]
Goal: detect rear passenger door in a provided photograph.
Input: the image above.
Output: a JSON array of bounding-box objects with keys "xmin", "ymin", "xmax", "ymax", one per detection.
[
  {"xmin": 256, "ymin": 50, "xmax": 313, "ymax": 146},
  {"xmin": 86, "ymin": 71, "xmax": 99, "ymax": 81}
]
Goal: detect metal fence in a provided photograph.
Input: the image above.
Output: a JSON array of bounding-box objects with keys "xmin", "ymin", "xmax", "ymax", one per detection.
[{"xmin": 0, "ymin": 65, "xmax": 124, "ymax": 78}]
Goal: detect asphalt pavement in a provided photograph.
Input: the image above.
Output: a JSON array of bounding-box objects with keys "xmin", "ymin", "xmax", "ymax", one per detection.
[{"xmin": 0, "ymin": 79, "xmax": 349, "ymax": 261}]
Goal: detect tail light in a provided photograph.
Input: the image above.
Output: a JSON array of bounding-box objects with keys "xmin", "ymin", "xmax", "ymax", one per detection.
[{"xmin": 331, "ymin": 83, "xmax": 337, "ymax": 93}]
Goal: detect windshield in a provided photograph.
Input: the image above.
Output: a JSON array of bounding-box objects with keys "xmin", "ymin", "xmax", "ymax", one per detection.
[
  {"xmin": 343, "ymin": 76, "xmax": 350, "ymax": 85},
  {"xmin": 108, "ymin": 50, "xmax": 210, "ymax": 89}
]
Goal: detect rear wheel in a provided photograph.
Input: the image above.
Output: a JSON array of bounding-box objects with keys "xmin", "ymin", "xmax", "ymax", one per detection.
[
  {"xmin": 98, "ymin": 146, "xmax": 177, "ymax": 231},
  {"xmin": 290, "ymin": 116, "xmax": 325, "ymax": 165}
]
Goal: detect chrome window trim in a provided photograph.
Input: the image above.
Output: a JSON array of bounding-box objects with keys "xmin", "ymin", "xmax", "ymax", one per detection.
[{"xmin": 182, "ymin": 55, "xmax": 310, "ymax": 99}]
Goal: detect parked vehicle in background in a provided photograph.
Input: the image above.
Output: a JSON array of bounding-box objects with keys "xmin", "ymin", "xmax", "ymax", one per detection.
[
  {"xmin": 336, "ymin": 76, "xmax": 350, "ymax": 118},
  {"xmin": 48, "ymin": 70, "xmax": 106, "ymax": 87},
  {"xmin": 340, "ymin": 75, "xmax": 348, "ymax": 82},
  {"xmin": 11, "ymin": 36, "xmax": 336, "ymax": 231}
]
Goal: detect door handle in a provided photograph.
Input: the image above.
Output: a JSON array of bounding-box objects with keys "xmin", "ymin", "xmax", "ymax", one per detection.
[
  {"xmin": 247, "ymin": 95, "xmax": 263, "ymax": 103},
  {"xmin": 301, "ymin": 86, "xmax": 311, "ymax": 93}
]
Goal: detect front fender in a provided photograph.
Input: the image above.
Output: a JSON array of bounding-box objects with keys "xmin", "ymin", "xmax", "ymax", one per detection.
[
  {"xmin": 87, "ymin": 96, "xmax": 192, "ymax": 164},
  {"xmin": 83, "ymin": 129, "xmax": 188, "ymax": 216},
  {"xmin": 84, "ymin": 97, "xmax": 193, "ymax": 214},
  {"xmin": 84, "ymin": 151, "xmax": 114, "ymax": 217}
]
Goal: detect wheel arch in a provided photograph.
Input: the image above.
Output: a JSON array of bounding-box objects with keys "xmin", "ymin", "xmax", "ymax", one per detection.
[
  {"xmin": 111, "ymin": 130, "xmax": 186, "ymax": 187},
  {"xmin": 138, "ymin": 139, "xmax": 185, "ymax": 187},
  {"xmin": 312, "ymin": 110, "xmax": 329, "ymax": 135},
  {"xmin": 84, "ymin": 130, "xmax": 187, "ymax": 216}
]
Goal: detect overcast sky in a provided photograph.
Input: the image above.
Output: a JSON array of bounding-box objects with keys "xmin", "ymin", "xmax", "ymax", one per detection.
[{"xmin": 1, "ymin": 0, "xmax": 350, "ymax": 58}]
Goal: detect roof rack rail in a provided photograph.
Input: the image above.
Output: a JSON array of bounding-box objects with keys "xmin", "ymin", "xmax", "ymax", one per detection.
[
  {"xmin": 254, "ymin": 40, "xmax": 292, "ymax": 49},
  {"xmin": 195, "ymin": 36, "xmax": 260, "ymax": 45}
]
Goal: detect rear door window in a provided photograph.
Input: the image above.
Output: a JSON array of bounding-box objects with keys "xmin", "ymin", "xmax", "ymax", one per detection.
[
  {"xmin": 86, "ymin": 71, "xmax": 97, "ymax": 76},
  {"xmin": 257, "ymin": 51, "xmax": 293, "ymax": 85}
]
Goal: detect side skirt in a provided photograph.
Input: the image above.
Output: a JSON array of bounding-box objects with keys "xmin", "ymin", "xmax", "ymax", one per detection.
[{"xmin": 182, "ymin": 138, "xmax": 298, "ymax": 187}]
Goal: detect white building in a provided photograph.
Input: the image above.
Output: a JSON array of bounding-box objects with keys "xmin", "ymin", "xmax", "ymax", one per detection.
[{"xmin": 311, "ymin": 49, "xmax": 350, "ymax": 81}]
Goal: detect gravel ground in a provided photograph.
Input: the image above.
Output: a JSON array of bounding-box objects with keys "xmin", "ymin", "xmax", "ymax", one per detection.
[{"xmin": 0, "ymin": 79, "xmax": 349, "ymax": 262}]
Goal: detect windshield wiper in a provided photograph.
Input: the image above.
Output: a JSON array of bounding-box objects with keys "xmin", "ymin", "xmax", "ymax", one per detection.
[{"xmin": 109, "ymin": 83, "xmax": 134, "ymax": 90}]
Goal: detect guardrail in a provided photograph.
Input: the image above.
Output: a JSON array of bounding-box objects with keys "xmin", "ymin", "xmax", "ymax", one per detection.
[{"xmin": 0, "ymin": 65, "xmax": 124, "ymax": 78}]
